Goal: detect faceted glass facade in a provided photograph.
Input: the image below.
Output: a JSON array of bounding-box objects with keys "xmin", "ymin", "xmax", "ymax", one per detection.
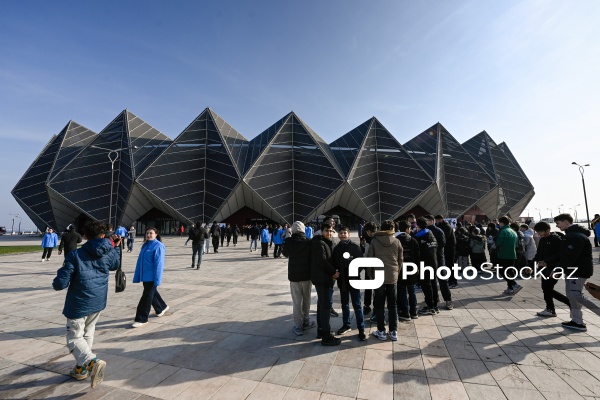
[{"xmin": 13, "ymin": 109, "xmax": 534, "ymax": 230}]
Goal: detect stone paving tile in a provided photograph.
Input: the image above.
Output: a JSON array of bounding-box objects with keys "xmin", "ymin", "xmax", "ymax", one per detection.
[
  {"xmin": 357, "ymin": 369, "xmax": 394, "ymax": 400},
  {"xmin": 290, "ymin": 361, "xmax": 331, "ymax": 392},
  {"xmin": 393, "ymin": 373, "xmax": 431, "ymax": 400},
  {"xmin": 322, "ymin": 365, "xmax": 361, "ymax": 398},
  {"xmin": 427, "ymin": 378, "xmax": 469, "ymax": 400},
  {"xmin": 245, "ymin": 381, "xmax": 288, "ymax": 400},
  {"xmin": 463, "ymin": 382, "xmax": 507, "ymax": 399}
]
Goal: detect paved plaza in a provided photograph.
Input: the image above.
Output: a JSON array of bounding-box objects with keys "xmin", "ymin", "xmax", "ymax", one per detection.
[{"xmin": 1, "ymin": 234, "xmax": 600, "ymax": 399}]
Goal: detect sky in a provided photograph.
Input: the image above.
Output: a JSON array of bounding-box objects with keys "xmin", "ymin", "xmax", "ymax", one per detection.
[{"xmin": 1, "ymin": 1, "xmax": 599, "ymax": 230}]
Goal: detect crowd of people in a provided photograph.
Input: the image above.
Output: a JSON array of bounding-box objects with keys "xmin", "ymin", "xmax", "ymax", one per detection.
[{"xmin": 45, "ymin": 210, "xmax": 599, "ymax": 387}]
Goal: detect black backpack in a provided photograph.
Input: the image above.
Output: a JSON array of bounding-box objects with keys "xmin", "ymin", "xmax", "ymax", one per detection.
[{"xmin": 115, "ymin": 247, "xmax": 126, "ymax": 293}]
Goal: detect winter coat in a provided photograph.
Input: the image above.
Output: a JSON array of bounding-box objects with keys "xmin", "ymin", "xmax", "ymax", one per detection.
[
  {"xmin": 250, "ymin": 226, "xmax": 260, "ymax": 240},
  {"xmin": 455, "ymin": 233, "xmax": 471, "ymax": 257},
  {"xmin": 310, "ymin": 235, "xmax": 336, "ymax": 287},
  {"xmin": 261, "ymin": 228, "xmax": 271, "ymax": 243},
  {"xmin": 58, "ymin": 231, "xmax": 83, "ymax": 256},
  {"xmin": 429, "ymin": 224, "xmax": 446, "ymax": 266},
  {"xmin": 366, "ymin": 231, "xmax": 402, "ymax": 285},
  {"xmin": 210, "ymin": 225, "xmax": 221, "ymax": 238},
  {"xmin": 273, "ymin": 229, "xmax": 285, "ymax": 245},
  {"xmin": 133, "ymin": 239, "xmax": 166, "ymax": 286},
  {"xmin": 437, "ymin": 221, "xmax": 456, "ymax": 263},
  {"xmin": 496, "ymin": 226, "xmax": 517, "ymax": 260},
  {"xmin": 469, "ymin": 234, "xmax": 486, "ymax": 254},
  {"xmin": 187, "ymin": 227, "xmax": 206, "ymax": 246},
  {"xmin": 396, "ymin": 233, "xmax": 420, "ymax": 285},
  {"xmin": 533, "ymin": 232, "xmax": 562, "ymax": 268},
  {"xmin": 283, "ymin": 233, "xmax": 312, "ymax": 282},
  {"xmin": 523, "ymin": 230, "xmax": 537, "ymax": 261},
  {"xmin": 414, "ymin": 229, "xmax": 438, "ymax": 269},
  {"xmin": 332, "ymin": 239, "xmax": 363, "ymax": 292},
  {"xmin": 556, "ymin": 224, "xmax": 593, "ymax": 278},
  {"xmin": 52, "ymin": 238, "xmax": 120, "ymax": 319},
  {"xmin": 305, "ymin": 226, "xmax": 313, "ymax": 239},
  {"xmin": 115, "ymin": 226, "xmax": 128, "ymax": 237},
  {"xmin": 41, "ymin": 232, "xmax": 59, "ymax": 248}
]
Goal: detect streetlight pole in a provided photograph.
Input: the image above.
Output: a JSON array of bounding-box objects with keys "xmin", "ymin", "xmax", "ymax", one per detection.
[
  {"xmin": 558, "ymin": 204, "xmax": 564, "ymax": 214},
  {"xmin": 572, "ymin": 162, "xmax": 591, "ymax": 229},
  {"xmin": 573, "ymin": 204, "xmax": 580, "ymax": 223},
  {"xmin": 535, "ymin": 208, "xmax": 542, "ymax": 222},
  {"xmin": 547, "ymin": 208, "xmax": 553, "ymax": 219},
  {"xmin": 91, "ymin": 145, "xmax": 138, "ymax": 228},
  {"xmin": 9, "ymin": 213, "xmax": 19, "ymax": 235}
]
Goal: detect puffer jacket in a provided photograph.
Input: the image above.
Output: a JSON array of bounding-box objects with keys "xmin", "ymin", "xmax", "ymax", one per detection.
[
  {"xmin": 310, "ymin": 235, "xmax": 336, "ymax": 287},
  {"xmin": 58, "ymin": 230, "xmax": 83, "ymax": 256},
  {"xmin": 414, "ymin": 229, "xmax": 438, "ymax": 269},
  {"xmin": 332, "ymin": 239, "xmax": 363, "ymax": 292},
  {"xmin": 52, "ymin": 238, "xmax": 120, "ymax": 319},
  {"xmin": 469, "ymin": 234, "xmax": 486, "ymax": 254},
  {"xmin": 133, "ymin": 239, "xmax": 166, "ymax": 286},
  {"xmin": 556, "ymin": 224, "xmax": 593, "ymax": 278},
  {"xmin": 533, "ymin": 232, "xmax": 562, "ymax": 268},
  {"xmin": 523, "ymin": 230, "xmax": 537, "ymax": 261},
  {"xmin": 42, "ymin": 232, "xmax": 59, "ymax": 248},
  {"xmin": 366, "ymin": 231, "xmax": 402, "ymax": 284},
  {"xmin": 396, "ymin": 233, "xmax": 420, "ymax": 285},
  {"xmin": 283, "ymin": 232, "xmax": 312, "ymax": 282}
]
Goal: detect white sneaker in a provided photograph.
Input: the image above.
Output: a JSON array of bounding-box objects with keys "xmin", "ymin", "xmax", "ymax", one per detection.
[
  {"xmin": 390, "ymin": 331, "xmax": 398, "ymax": 341},
  {"xmin": 131, "ymin": 322, "xmax": 148, "ymax": 328},
  {"xmin": 372, "ymin": 330, "xmax": 388, "ymax": 341},
  {"xmin": 41, "ymin": 259, "xmax": 45, "ymax": 262},
  {"xmin": 536, "ymin": 309, "xmax": 557, "ymax": 317},
  {"xmin": 156, "ymin": 306, "xmax": 169, "ymax": 317}
]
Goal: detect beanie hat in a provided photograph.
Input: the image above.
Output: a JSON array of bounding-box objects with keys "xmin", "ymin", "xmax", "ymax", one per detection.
[{"xmin": 292, "ymin": 221, "xmax": 305, "ymax": 234}]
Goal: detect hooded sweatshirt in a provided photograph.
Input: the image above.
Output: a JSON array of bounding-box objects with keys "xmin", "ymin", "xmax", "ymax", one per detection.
[{"xmin": 366, "ymin": 230, "xmax": 402, "ymax": 284}]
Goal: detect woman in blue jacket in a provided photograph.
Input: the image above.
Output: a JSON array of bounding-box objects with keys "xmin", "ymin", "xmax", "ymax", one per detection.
[
  {"xmin": 132, "ymin": 227, "xmax": 169, "ymax": 328},
  {"xmin": 41, "ymin": 227, "xmax": 59, "ymax": 262}
]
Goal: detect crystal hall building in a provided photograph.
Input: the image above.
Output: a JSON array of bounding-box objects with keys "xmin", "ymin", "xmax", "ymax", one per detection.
[{"xmin": 12, "ymin": 108, "xmax": 534, "ymax": 234}]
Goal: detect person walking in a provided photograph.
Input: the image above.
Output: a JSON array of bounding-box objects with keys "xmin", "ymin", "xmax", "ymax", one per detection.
[
  {"xmin": 249, "ymin": 223, "xmax": 259, "ymax": 252},
  {"xmin": 496, "ymin": 216, "xmax": 522, "ymax": 295},
  {"xmin": 260, "ymin": 224, "xmax": 271, "ymax": 257},
  {"xmin": 52, "ymin": 220, "xmax": 121, "ymax": 388},
  {"xmin": 210, "ymin": 222, "xmax": 221, "ymax": 253},
  {"xmin": 232, "ymin": 224, "xmax": 239, "ymax": 247},
  {"xmin": 554, "ymin": 214, "xmax": 598, "ymax": 331},
  {"xmin": 225, "ymin": 224, "xmax": 232, "ymax": 246},
  {"xmin": 283, "ymin": 221, "xmax": 316, "ymax": 336},
  {"xmin": 273, "ymin": 224, "xmax": 285, "ymax": 258},
  {"xmin": 58, "ymin": 225, "xmax": 83, "ymax": 259},
  {"xmin": 126, "ymin": 225, "xmax": 136, "ymax": 252},
  {"xmin": 132, "ymin": 227, "xmax": 169, "ymax": 328},
  {"xmin": 41, "ymin": 227, "xmax": 59, "ymax": 262},
  {"xmin": 204, "ymin": 223, "xmax": 210, "ymax": 254},
  {"xmin": 185, "ymin": 221, "xmax": 206, "ymax": 269}
]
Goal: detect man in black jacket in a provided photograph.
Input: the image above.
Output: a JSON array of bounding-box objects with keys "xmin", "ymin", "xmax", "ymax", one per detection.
[
  {"xmin": 414, "ymin": 218, "xmax": 440, "ymax": 315},
  {"xmin": 210, "ymin": 222, "xmax": 221, "ymax": 253},
  {"xmin": 435, "ymin": 215, "xmax": 457, "ymax": 288},
  {"xmin": 425, "ymin": 215, "xmax": 453, "ymax": 310},
  {"xmin": 396, "ymin": 220, "xmax": 421, "ymax": 320},
  {"xmin": 332, "ymin": 225, "xmax": 366, "ymax": 341},
  {"xmin": 554, "ymin": 214, "xmax": 597, "ymax": 331},
  {"xmin": 185, "ymin": 221, "xmax": 206, "ymax": 269},
  {"xmin": 533, "ymin": 221, "xmax": 569, "ymax": 317},
  {"xmin": 58, "ymin": 225, "xmax": 83, "ymax": 259},
  {"xmin": 283, "ymin": 221, "xmax": 316, "ymax": 336},
  {"xmin": 311, "ymin": 223, "xmax": 341, "ymax": 346}
]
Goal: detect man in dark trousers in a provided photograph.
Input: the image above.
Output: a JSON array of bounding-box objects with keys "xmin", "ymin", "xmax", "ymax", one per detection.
[
  {"xmin": 311, "ymin": 222, "xmax": 341, "ymax": 346},
  {"xmin": 435, "ymin": 215, "xmax": 457, "ymax": 288},
  {"xmin": 185, "ymin": 221, "xmax": 206, "ymax": 269},
  {"xmin": 58, "ymin": 225, "xmax": 83, "ymax": 259},
  {"xmin": 210, "ymin": 221, "xmax": 221, "ymax": 253},
  {"xmin": 425, "ymin": 215, "xmax": 453, "ymax": 310}
]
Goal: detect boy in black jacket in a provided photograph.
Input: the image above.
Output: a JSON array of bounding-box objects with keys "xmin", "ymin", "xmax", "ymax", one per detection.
[
  {"xmin": 396, "ymin": 220, "xmax": 420, "ymax": 321},
  {"xmin": 332, "ymin": 225, "xmax": 366, "ymax": 341},
  {"xmin": 185, "ymin": 221, "xmax": 206, "ymax": 269},
  {"xmin": 311, "ymin": 223, "xmax": 341, "ymax": 346},
  {"xmin": 533, "ymin": 221, "xmax": 570, "ymax": 317}
]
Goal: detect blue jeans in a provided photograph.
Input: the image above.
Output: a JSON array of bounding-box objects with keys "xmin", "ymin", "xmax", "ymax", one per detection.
[
  {"xmin": 315, "ymin": 285, "xmax": 333, "ymax": 337},
  {"xmin": 374, "ymin": 283, "xmax": 397, "ymax": 332},
  {"xmin": 192, "ymin": 244, "xmax": 202, "ymax": 268},
  {"xmin": 397, "ymin": 284, "xmax": 417, "ymax": 317},
  {"xmin": 127, "ymin": 238, "xmax": 134, "ymax": 252},
  {"xmin": 250, "ymin": 239, "xmax": 258, "ymax": 251},
  {"xmin": 340, "ymin": 288, "xmax": 365, "ymax": 330}
]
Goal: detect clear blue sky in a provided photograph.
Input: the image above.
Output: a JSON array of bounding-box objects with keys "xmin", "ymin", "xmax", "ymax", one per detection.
[{"xmin": 2, "ymin": 1, "xmax": 599, "ymax": 230}]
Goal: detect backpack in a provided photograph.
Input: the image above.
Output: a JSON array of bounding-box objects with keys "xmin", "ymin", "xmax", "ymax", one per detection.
[{"xmin": 115, "ymin": 249, "xmax": 126, "ymax": 293}]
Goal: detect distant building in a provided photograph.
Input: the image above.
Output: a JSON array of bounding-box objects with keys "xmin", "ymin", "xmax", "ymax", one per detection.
[{"xmin": 12, "ymin": 108, "xmax": 534, "ymax": 233}]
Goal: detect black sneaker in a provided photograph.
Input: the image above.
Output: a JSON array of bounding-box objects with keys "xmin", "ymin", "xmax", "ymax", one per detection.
[
  {"xmin": 330, "ymin": 308, "xmax": 339, "ymax": 317},
  {"xmin": 398, "ymin": 313, "xmax": 411, "ymax": 322},
  {"xmin": 321, "ymin": 336, "xmax": 342, "ymax": 346},
  {"xmin": 358, "ymin": 330, "xmax": 366, "ymax": 341},
  {"xmin": 433, "ymin": 307, "xmax": 440, "ymax": 315},
  {"xmin": 337, "ymin": 325, "xmax": 351, "ymax": 335},
  {"xmin": 410, "ymin": 313, "xmax": 418, "ymax": 320},
  {"xmin": 317, "ymin": 330, "xmax": 336, "ymax": 339},
  {"xmin": 562, "ymin": 320, "xmax": 587, "ymax": 332},
  {"xmin": 363, "ymin": 306, "xmax": 372, "ymax": 315},
  {"xmin": 418, "ymin": 307, "xmax": 433, "ymax": 315},
  {"xmin": 369, "ymin": 314, "xmax": 377, "ymax": 323}
]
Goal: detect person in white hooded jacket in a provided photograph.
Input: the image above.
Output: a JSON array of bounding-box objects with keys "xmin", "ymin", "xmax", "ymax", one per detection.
[{"xmin": 520, "ymin": 224, "xmax": 537, "ymax": 270}]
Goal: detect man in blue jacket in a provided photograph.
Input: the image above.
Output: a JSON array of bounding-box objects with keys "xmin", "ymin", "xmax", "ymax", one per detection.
[
  {"xmin": 260, "ymin": 224, "xmax": 271, "ymax": 257},
  {"xmin": 52, "ymin": 220, "xmax": 121, "ymax": 388}
]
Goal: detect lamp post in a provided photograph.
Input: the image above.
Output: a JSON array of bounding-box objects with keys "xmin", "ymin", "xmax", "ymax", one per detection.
[
  {"xmin": 572, "ymin": 162, "xmax": 591, "ymax": 229},
  {"xmin": 535, "ymin": 208, "xmax": 542, "ymax": 222},
  {"xmin": 573, "ymin": 204, "xmax": 580, "ymax": 222},
  {"xmin": 9, "ymin": 213, "xmax": 19, "ymax": 235},
  {"xmin": 547, "ymin": 208, "xmax": 553, "ymax": 219},
  {"xmin": 558, "ymin": 204, "xmax": 564, "ymax": 214},
  {"xmin": 91, "ymin": 145, "xmax": 138, "ymax": 228}
]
